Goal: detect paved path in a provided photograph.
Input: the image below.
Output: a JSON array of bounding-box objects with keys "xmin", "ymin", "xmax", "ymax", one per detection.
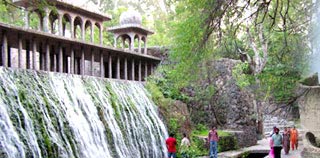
[{"xmin": 198, "ymin": 139, "xmax": 303, "ymax": 158}]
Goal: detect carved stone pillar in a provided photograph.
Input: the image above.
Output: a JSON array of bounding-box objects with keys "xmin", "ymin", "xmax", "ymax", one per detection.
[
  {"xmin": 91, "ymin": 49, "xmax": 94, "ymax": 76},
  {"xmin": 117, "ymin": 56, "xmax": 120, "ymax": 79},
  {"xmin": 18, "ymin": 34, "xmax": 22, "ymax": 68},
  {"xmin": 58, "ymin": 44, "xmax": 63, "ymax": 73},
  {"xmin": 58, "ymin": 13, "xmax": 63, "ymax": 36},
  {"xmin": 144, "ymin": 62, "xmax": 148, "ymax": 80},
  {"xmin": 130, "ymin": 34, "xmax": 134, "ymax": 51},
  {"xmin": 53, "ymin": 49, "xmax": 57, "ymax": 72},
  {"xmin": 131, "ymin": 58, "xmax": 135, "ymax": 81},
  {"xmin": 32, "ymin": 38, "xmax": 37, "ymax": 70},
  {"xmin": 81, "ymin": 22, "xmax": 85, "ymax": 41},
  {"xmin": 108, "ymin": 54, "xmax": 112, "ymax": 78},
  {"xmin": 43, "ymin": 8, "xmax": 50, "ymax": 32},
  {"xmin": 2, "ymin": 32, "xmax": 8, "ymax": 67},
  {"xmin": 91, "ymin": 24, "xmax": 94, "ymax": 43},
  {"xmin": 100, "ymin": 50, "xmax": 104, "ymax": 77},
  {"xmin": 138, "ymin": 36, "xmax": 141, "ymax": 53},
  {"xmin": 124, "ymin": 57, "xmax": 127, "ymax": 80},
  {"xmin": 138, "ymin": 60, "xmax": 141, "ymax": 81},
  {"xmin": 70, "ymin": 47, "xmax": 74, "ymax": 74},
  {"xmin": 81, "ymin": 47, "xmax": 85, "ymax": 76},
  {"xmin": 99, "ymin": 24, "xmax": 103, "ymax": 45},
  {"xmin": 144, "ymin": 38, "xmax": 147, "ymax": 54},
  {"xmin": 45, "ymin": 42, "xmax": 50, "ymax": 71},
  {"xmin": 70, "ymin": 16, "xmax": 74, "ymax": 38}
]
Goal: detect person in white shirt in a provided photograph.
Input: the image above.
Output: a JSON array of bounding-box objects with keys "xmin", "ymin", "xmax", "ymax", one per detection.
[{"xmin": 180, "ymin": 133, "xmax": 190, "ymax": 158}]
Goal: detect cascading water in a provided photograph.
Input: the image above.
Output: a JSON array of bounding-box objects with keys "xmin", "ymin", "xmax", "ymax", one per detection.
[{"xmin": 0, "ymin": 67, "xmax": 168, "ymax": 158}]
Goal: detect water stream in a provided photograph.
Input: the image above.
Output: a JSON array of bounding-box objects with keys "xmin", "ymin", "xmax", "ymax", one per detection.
[{"xmin": 0, "ymin": 67, "xmax": 167, "ymax": 158}]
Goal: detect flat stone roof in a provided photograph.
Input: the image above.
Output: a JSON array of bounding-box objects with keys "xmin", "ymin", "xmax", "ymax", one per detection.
[
  {"xmin": 108, "ymin": 24, "xmax": 154, "ymax": 35},
  {"xmin": 13, "ymin": 0, "xmax": 111, "ymax": 21}
]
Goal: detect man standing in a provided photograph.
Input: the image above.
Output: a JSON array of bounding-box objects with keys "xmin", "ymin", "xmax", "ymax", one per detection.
[
  {"xmin": 272, "ymin": 128, "xmax": 283, "ymax": 158},
  {"xmin": 166, "ymin": 133, "xmax": 177, "ymax": 158},
  {"xmin": 208, "ymin": 126, "xmax": 219, "ymax": 158}
]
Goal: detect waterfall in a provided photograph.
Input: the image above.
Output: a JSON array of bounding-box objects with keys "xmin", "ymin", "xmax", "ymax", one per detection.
[{"xmin": 0, "ymin": 67, "xmax": 168, "ymax": 158}]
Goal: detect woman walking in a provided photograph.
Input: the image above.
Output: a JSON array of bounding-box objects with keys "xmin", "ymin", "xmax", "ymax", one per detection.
[{"xmin": 283, "ymin": 127, "xmax": 290, "ymax": 155}]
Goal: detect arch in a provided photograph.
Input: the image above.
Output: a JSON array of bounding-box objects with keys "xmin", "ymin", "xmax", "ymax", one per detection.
[
  {"xmin": 94, "ymin": 22, "xmax": 101, "ymax": 44},
  {"xmin": 74, "ymin": 16, "xmax": 83, "ymax": 40},
  {"xmin": 49, "ymin": 10, "xmax": 59, "ymax": 35},
  {"xmin": 115, "ymin": 35, "xmax": 122, "ymax": 48},
  {"xmin": 29, "ymin": 10, "xmax": 41, "ymax": 30},
  {"xmin": 62, "ymin": 13, "xmax": 72, "ymax": 37},
  {"xmin": 85, "ymin": 20, "xmax": 93, "ymax": 42},
  {"xmin": 119, "ymin": 34, "xmax": 130, "ymax": 49}
]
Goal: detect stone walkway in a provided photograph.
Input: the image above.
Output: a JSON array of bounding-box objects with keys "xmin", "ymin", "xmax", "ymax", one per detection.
[{"xmin": 198, "ymin": 139, "xmax": 303, "ymax": 158}]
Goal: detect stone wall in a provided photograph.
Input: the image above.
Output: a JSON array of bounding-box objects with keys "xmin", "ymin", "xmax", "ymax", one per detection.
[
  {"xmin": 190, "ymin": 58, "xmax": 257, "ymax": 147},
  {"xmin": 299, "ymin": 82, "xmax": 320, "ymax": 157}
]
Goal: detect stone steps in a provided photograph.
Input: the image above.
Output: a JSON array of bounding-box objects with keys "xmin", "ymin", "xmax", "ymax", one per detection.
[{"xmin": 263, "ymin": 115, "xmax": 295, "ymax": 137}]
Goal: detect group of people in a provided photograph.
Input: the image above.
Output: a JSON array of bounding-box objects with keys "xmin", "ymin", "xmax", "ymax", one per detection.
[
  {"xmin": 269, "ymin": 126, "xmax": 299, "ymax": 158},
  {"xmin": 165, "ymin": 126, "xmax": 219, "ymax": 158},
  {"xmin": 165, "ymin": 133, "xmax": 190, "ymax": 158}
]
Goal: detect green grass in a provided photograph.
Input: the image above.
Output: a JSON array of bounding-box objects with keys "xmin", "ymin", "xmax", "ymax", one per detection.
[{"xmin": 193, "ymin": 129, "xmax": 231, "ymax": 137}]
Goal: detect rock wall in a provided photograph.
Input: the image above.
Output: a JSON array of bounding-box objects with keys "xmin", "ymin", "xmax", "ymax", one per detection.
[
  {"xmin": 298, "ymin": 83, "xmax": 320, "ymax": 157},
  {"xmin": 191, "ymin": 58, "xmax": 257, "ymax": 147}
]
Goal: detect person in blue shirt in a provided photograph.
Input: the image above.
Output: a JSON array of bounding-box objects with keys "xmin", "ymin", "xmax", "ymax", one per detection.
[{"xmin": 272, "ymin": 128, "xmax": 283, "ymax": 158}]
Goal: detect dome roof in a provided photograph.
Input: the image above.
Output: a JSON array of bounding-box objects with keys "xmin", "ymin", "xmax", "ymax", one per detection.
[{"xmin": 119, "ymin": 10, "xmax": 142, "ymax": 26}]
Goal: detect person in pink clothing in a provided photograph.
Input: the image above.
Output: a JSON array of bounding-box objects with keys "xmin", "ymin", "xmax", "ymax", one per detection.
[{"xmin": 208, "ymin": 126, "xmax": 219, "ymax": 158}]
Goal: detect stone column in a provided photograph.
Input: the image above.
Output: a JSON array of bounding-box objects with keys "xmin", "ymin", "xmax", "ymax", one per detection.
[
  {"xmin": 81, "ymin": 47, "xmax": 85, "ymax": 76},
  {"xmin": 81, "ymin": 22, "xmax": 85, "ymax": 41},
  {"xmin": 2, "ymin": 32, "xmax": 8, "ymax": 67},
  {"xmin": 91, "ymin": 49, "xmax": 94, "ymax": 76},
  {"xmin": 43, "ymin": 8, "xmax": 50, "ymax": 32},
  {"xmin": 116, "ymin": 56, "xmax": 120, "ymax": 79},
  {"xmin": 18, "ymin": 34, "xmax": 22, "ymax": 68},
  {"xmin": 151, "ymin": 63, "xmax": 154, "ymax": 74},
  {"xmin": 129, "ymin": 34, "xmax": 134, "ymax": 51},
  {"xmin": 108, "ymin": 54, "xmax": 112, "ymax": 78},
  {"xmin": 39, "ymin": 43, "xmax": 44, "ymax": 70},
  {"xmin": 138, "ymin": 60, "xmax": 141, "ymax": 81},
  {"xmin": 24, "ymin": 10, "xmax": 29, "ymax": 29},
  {"xmin": 138, "ymin": 36, "xmax": 141, "ymax": 53},
  {"xmin": 70, "ymin": 17, "xmax": 74, "ymax": 38},
  {"xmin": 144, "ymin": 62, "xmax": 148, "ymax": 81},
  {"xmin": 53, "ymin": 49, "xmax": 57, "ymax": 72},
  {"xmin": 100, "ymin": 50, "xmax": 104, "ymax": 77},
  {"xmin": 131, "ymin": 58, "xmax": 135, "ymax": 81},
  {"xmin": 113, "ymin": 36, "xmax": 117, "ymax": 47},
  {"xmin": 144, "ymin": 38, "xmax": 147, "ymax": 54},
  {"xmin": 91, "ymin": 24, "xmax": 94, "ymax": 43},
  {"xmin": 74, "ymin": 58, "xmax": 78, "ymax": 74},
  {"xmin": 122, "ymin": 37, "xmax": 125, "ymax": 48},
  {"xmin": 124, "ymin": 57, "xmax": 127, "ymax": 80},
  {"xmin": 99, "ymin": 24, "xmax": 103, "ymax": 45},
  {"xmin": 32, "ymin": 38, "xmax": 37, "ymax": 70},
  {"xmin": 58, "ymin": 13, "xmax": 63, "ymax": 36},
  {"xmin": 58, "ymin": 44, "xmax": 63, "ymax": 73},
  {"xmin": 45, "ymin": 42, "xmax": 50, "ymax": 71},
  {"xmin": 71, "ymin": 47, "xmax": 75, "ymax": 74}
]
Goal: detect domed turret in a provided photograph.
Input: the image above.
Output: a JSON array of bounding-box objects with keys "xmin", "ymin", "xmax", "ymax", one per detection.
[{"xmin": 119, "ymin": 10, "xmax": 142, "ymax": 26}]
